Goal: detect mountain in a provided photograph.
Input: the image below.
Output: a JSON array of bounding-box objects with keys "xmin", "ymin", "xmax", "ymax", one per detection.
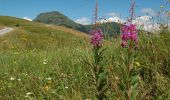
[
  {"xmin": 34, "ymin": 11, "xmax": 121, "ymax": 36},
  {"xmin": 34, "ymin": 11, "xmax": 84, "ymax": 32}
]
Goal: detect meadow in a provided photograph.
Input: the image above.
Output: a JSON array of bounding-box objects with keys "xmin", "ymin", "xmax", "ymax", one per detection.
[{"xmin": 0, "ymin": 15, "xmax": 170, "ymax": 100}]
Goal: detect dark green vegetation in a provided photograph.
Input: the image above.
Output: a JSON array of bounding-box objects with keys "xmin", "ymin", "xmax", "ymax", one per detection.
[
  {"xmin": 0, "ymin": 16, "xmax": 170, "ymax": 99},
  {"xmin": 34, "ymin": 11, "xmax": 121, "ymax": 36},
  {"xmin": 34, "ymin": 11, "xmax": 84, "ymax": 32}
]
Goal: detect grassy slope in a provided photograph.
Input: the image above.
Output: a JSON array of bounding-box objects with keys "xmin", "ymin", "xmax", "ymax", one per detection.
[
  {"xmin": 0, "ymin": 16, "xmax": 170, "ymax": 99},
  {"xmin": 0, "ymin": 16, "xmax": 91, "ymax": 99},
  {"xmin": 0, "ymin": 16, "xmax": 89, "ymax": 49}
]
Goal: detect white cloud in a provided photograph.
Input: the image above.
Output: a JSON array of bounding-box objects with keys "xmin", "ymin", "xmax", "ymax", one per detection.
[
  {"xmin": 23, "ymin": 17, "xmax": 32, "ymax": 21},
  {"xmin": 136, "ymin": 16, "xmax": 152, "ymax": 21},
  {"xmin": 141, "ymin": 8, "xmax": 156, "ymax": 16},
  {"xmin": 75, "ymin": 17, "xmax": 90, "ymax": 25},
  {"xmin": 144, "ymin": 23, "xmax": 160, "ymax": 32},
  {"xmin": 107, "ymin": 12, "xmax": 119, "ymax": 17},
  {"xmin": 132, "ymin": 16, "xmax": 160, "ymax": 32},
  {"xmin": 100, "ymin": 17, "xmax": 125, "ymax": 24},
  {"xmin": 133, "ymin": 16, "xmax": 152, "ymax": 25},
  {"xmin": 108, "ymin": 17, "xmax": 125, "ymax": 23},
  {"xmin": 100, "ymin": 15, "xmax": 160, "ymax": 32},
  {"xmin": 100, "ymin": 12, "xmax": 124, "ymax": 24}
]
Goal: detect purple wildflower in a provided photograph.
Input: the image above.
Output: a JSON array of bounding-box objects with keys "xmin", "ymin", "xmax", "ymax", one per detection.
[
  {"xmin": 90, "ymin": 29, "xmax": 104, "ymax": 47},
  {"xmin": 121, "ymin": 23, "xmax": 138, "ymax": 48}
]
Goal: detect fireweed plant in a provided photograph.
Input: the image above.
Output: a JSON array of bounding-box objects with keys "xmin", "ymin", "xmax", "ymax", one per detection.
[
  {"xmin": 119, "ymin": 22, "xmax": 139, "ymax": 99},
  {"xmin": 89, "ymin": 29, "xmax": 108, "ymax": 100},
  {"xmin": 86, "ymin": 0, "xmax": 140, "ymax": 99},
  {"xmin": 118, "ymin": 0, "xmax": 140, "ymax": 99}
]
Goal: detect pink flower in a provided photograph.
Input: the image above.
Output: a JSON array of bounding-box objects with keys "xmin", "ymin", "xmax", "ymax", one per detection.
[
  {"xmin": 121, "ymin": 33, "xmax": 130, "ymax": 41},
  {"xmin": 90, "ymin": 29, "xmax": 104, "ymax": 47},
  {"xmin": 121, "ymin": 23, "xmax": 138, "ymax": 48}
]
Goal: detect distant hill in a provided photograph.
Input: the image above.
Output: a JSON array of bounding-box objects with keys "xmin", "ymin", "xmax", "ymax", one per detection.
[
  {"xmin": 34, "ymin": 11, "xmax": 121, "ymax": 36},
  {"xmin": 34, "ymin": 11, "xmax": 84, "ymax": 31},
  {"xmin": 84, "ymin": 22, "xmax": 121, "ymax": 37}
]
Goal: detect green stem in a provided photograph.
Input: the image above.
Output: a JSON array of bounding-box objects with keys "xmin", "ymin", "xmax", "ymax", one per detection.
[
  {"xmin": 93, "ymin": 46, "xmax": 106, "ymax": 100},
  {"xmin": 127, "ymin": 43, "xmax": 133, "ymax": 100}
]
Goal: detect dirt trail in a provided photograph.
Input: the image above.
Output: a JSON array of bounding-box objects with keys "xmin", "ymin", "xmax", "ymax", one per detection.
[{"xmin": 0, "ymin": 27, "xmax": 13, "ymax": 35}]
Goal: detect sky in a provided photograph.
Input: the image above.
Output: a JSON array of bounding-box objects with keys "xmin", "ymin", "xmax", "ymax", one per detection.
[{"xmin": 0, "ymin": 0, "xmax": 169, "ymax": 25}]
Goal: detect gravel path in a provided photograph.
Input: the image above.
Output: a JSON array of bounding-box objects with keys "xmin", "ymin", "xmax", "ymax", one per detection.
[{"xmin": 0, "ymin": 27, "xmax": 13, "ymax": 35}]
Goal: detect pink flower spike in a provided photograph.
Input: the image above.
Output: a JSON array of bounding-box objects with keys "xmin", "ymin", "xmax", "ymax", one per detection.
[
  {"xmin": 90, "ymin": 29, "xmax": 104, "ymax": 47},
  {"xmin": 121, "ymin": 22, "xmax": 138, "ymax": 48}
]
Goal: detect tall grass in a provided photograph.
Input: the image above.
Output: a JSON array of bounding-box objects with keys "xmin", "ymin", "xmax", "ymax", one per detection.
[
  {"xmin": 0, "ymin": 12, "xmax": 170, "ymax": 100},
  {"xmin": 0, "ymin": 26, "xmax": 170, "ymax": 99}
]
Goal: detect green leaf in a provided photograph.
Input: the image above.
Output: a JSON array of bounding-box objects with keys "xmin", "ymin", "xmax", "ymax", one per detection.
[
  {"xmin": 131, "ymin": 75, "xmax": 139, "ymax": 85},
  {"xmin": 98, "ymin": 72, "xmax": 107, "ymax": 81}
]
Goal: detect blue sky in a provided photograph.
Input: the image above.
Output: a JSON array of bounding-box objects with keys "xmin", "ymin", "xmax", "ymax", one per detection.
[{"xmin": 0, "ymin": 0, "xmax": 169, "ymax": 24}]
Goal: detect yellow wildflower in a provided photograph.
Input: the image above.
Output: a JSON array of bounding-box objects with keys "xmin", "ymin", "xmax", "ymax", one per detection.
[
  {"xmin": 44, "ymin": 86, "xmax": 50, "ymax": 92},
  {"xmin": 135, "ymin": 61, "xmax": 140, "ymax": 67}
]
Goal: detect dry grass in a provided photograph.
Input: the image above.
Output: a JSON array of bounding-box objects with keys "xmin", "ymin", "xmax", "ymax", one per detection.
[
  {"xmin": 45, "ymin": 24, "xmax": 89, "ymax": 38},
  {"xmin": 0, "ymin": 24, "xmax": 4, "ymax": 29}
]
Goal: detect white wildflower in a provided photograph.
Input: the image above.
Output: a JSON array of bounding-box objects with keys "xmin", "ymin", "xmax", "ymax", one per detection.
[
  {"xmin": 43, "ymin": 59, "xmax": 47, "ymax": 65},
  {"xmin": 24, "ymin": 92, "xmax": 33, "ymax": 98},
  {"xmin": 22, "ymin": 73, "xmax": 28, "ymax": 76},
  {"xmin": 26, "ymin": 92, "xmax": 33, "ymax": 96},
  {"xmin": 46, "ymin": 77, "xmax": 51, "ymax": 80},
  {"xmin": 10, "ymin": 77, "xmax": 15, "ymax": 81}
]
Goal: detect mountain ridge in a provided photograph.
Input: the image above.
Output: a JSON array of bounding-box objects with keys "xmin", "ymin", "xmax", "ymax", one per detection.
[{"xmin": 34, "ymin": 11, "xmax": 121, "ymax": 36}]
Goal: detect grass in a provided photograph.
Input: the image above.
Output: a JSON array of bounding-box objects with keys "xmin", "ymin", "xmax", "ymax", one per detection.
[
  {"xmin": 0, "ymin": 16, "xmax": 170, "ymax": 99},
  {"xmin": 0, "ymin": 25, "xmax": 5, "ymax": 29}
]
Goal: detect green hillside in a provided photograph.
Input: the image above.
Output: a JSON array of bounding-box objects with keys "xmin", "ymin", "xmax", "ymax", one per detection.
[
  {"xmin": 0, "ymin": 16, "xmax": 88, "ymax": 49},
  {"xmin": 84, "ymin": 22, "xmax": 121, "ymax": 36}
]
